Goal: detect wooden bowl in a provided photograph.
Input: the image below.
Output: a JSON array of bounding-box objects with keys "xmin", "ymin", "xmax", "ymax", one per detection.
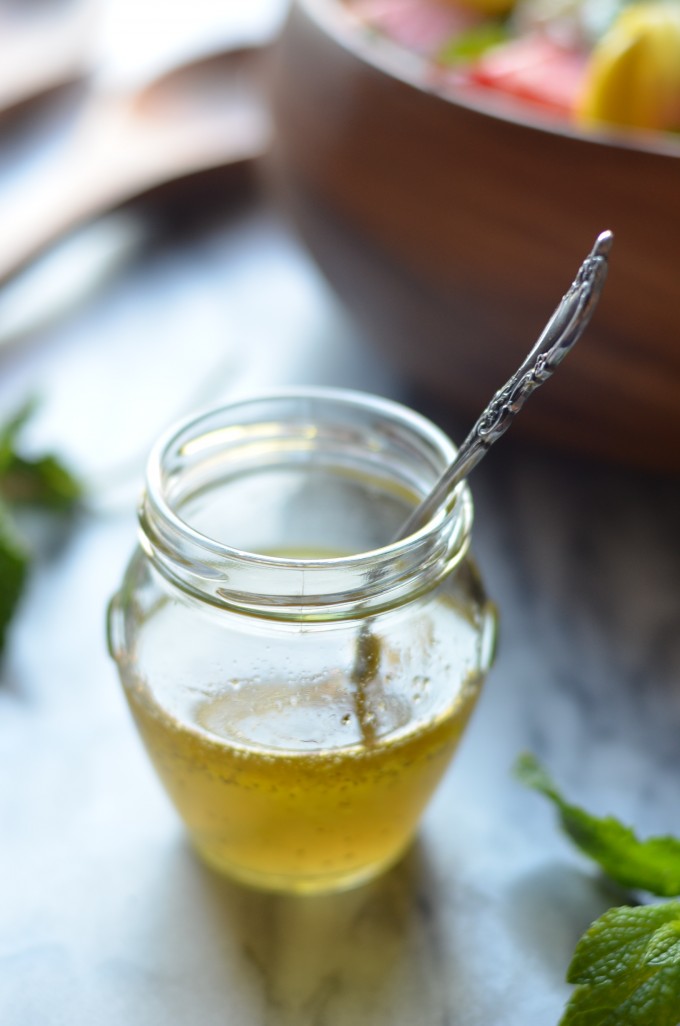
[{"xmin": 267, "ymin": 0, "xmax": 680, "ymax": 470}]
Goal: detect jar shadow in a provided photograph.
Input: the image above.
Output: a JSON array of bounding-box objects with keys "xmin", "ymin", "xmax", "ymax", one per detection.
[{"xmin": 182, "ymin": 837, "xmax": 452, "ymax": 1024}]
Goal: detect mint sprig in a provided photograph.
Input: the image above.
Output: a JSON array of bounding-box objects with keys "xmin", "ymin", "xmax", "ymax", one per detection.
[
  {"xmin": 516, "ymin": 752, "xmax": 680, "ymax": 897},
  {"xmin": 0, "ymin": 396, "xmax": 39, "ymax": 463},
  {"xmin": 518, "ymin": 753, "xmax": 680, "ymax": 1026},
  {"xmin": 0, "ymin": 399, "xmax": 82, "ymax": 659},
  {"xmin": 0, "ymin": 452, "xmax": 83, "ymax": 509},
  {"xmin": 561, "ymin": 903, "xmax": 680, "ymax": 1026},
  {"xmin": 0, "ymin": 502, "xmax": 28, "ymax": 655}
]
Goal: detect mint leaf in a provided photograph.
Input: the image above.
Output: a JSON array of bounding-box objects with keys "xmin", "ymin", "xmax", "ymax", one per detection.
[
  {"xmin": 0, "ymin": 399, "xmax": 83, "ymax": 663},
  {"xmin": 438, "ymin": 23, "xmax": 509, "ymax": 65},
  {"xmin": 0, "ymin": 396, "xmax": 39, "ymax": 473},
  {"xmin": 0, "ymin": 502, "xmax": 28, "ymax": 656},
  {"xmin": 515, "ymin": 753, "xmax": 680, "ymax": 897},
  {"xmin": 0, "ymin": 453, "xmax": 82, "ymax": 510},
  {"xmin": 644, "ymin": 921, "xmax": 680, "ymax": 968},
  {"xmin": 0, "ymin": 398, "xmax": 82, "ymax": 511},
  {"xmin": 516, "ymin": 756, "xmax": 680, "ymax": 1024},
  {"xmin": 560, "ymin": 903, "xmax": 680, "ymax": 1026}
]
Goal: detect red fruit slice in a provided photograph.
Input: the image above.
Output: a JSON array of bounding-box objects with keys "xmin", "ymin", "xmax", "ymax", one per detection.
[{"xmin": 463, "ymin": 34, "xmax": 587, "ymax": 115}]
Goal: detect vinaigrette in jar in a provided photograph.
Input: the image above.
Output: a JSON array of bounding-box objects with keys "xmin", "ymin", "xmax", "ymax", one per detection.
[{"xmin": 108, "ymin": 390, "xmax": 496, "ymax": 893}]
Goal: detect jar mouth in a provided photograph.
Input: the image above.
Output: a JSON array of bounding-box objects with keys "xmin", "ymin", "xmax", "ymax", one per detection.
[{"xmin": 139, "ymin": 387, "xmax": 473, "ymax": 620}]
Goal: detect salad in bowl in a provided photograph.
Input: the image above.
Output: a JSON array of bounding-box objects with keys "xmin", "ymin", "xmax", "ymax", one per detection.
[{"xmin": 347, "ymin": 0, "xmax": 680, "ymax": 135}]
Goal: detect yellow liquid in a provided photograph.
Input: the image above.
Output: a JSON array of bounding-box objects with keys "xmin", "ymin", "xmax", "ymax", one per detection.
[{"xmin": 123, "ymin": 663, "xmax": 481, "ymax": 894}]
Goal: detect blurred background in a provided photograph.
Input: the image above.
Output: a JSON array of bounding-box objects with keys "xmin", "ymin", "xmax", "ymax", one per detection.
[
  {"xmin": 1, "ymin": 0, "xmax": 679, "ymax": 480},
  {"xmin": 0, "ymin": 0, "xmax": 292, "ymax": 494}
]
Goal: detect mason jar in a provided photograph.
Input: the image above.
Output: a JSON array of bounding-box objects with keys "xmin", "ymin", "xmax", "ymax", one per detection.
[{"xmin": 107, "ymin": 388, "xmax": 497, "ymax": 894}]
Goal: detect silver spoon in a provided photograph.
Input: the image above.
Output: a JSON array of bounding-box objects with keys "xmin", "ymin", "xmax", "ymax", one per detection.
[
  {"xmin": 351, "ymin": 230, "xmax": 613, "ymax": 739},
  {"xmin": 397, "ymin": 229, "xmax": 613, "ymax": 540}
]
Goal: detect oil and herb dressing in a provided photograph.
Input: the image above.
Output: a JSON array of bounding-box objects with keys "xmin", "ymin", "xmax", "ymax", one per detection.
[
  {"xmin": 121, "ymin": 589, "xmax": 485, "ymax": 894},
  {"xmin": 124, "ymin": 673, "xmax": 481, "ymax": 892},
  {"xmin": 109, "ymin": 390, "xmax": 496, "ymax": 893}
]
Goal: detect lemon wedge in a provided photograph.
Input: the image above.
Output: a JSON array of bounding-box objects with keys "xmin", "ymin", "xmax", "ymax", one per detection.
[{"xmin": 578, "ymin": 2, "xmax": 680, "ymax": 131}]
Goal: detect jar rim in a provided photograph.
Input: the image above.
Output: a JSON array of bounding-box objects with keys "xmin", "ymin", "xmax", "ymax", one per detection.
[{"xmin": 139, "ymin": 387, "xmax": 473, "ymax": 619}]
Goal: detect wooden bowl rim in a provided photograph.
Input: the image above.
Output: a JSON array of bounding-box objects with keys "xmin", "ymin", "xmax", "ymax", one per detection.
[{"xmin": 294, "ymin": 0, "xmax": 680, "ymax": 161}]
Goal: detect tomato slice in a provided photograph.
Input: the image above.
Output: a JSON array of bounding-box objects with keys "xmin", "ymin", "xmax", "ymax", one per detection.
[{"xmin": 463, "ymin": 34, "xmax": 588, "ymax": 115}]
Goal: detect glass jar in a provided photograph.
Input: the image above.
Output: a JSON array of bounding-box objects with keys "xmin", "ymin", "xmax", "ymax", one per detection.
[{"xmin": 107, "ymin": 388, "xmax": 497, "ymax": 894}]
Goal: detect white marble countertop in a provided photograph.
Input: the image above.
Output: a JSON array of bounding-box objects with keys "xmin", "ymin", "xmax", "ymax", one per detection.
[{"xmin": 1, "ymin": 48, "xmax": 680, "ymax": 1025}]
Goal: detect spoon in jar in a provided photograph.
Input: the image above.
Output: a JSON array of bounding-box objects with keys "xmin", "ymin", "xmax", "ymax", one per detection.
[{"xmin": 351, "ymin": 229, "xmax": 614, "ymax": 740}]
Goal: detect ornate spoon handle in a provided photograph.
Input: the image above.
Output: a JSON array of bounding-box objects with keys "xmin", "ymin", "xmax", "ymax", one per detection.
[{"xmin": 394, "ymin": 230, "xmax": 613, "ymax": 542}]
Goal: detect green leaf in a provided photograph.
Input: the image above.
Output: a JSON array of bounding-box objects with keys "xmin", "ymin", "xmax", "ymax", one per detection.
[
  {"xmin": 559, "ymin": 903, "xmax": 680, "ymax": 1026},
  {"xmin": 644, "ymin": 922, "xmax": 680, "ymax": 968},
  {"xmin": 0, "ymin": 399, "xmax": 83, "ymax": 664},
  {"xmin": 437, "ymin": 23, "xmax": 509, "ymax": 65},
  {"xmin": 0, "ymin": 398, "xmax": 82, "ymax": 511},
  {"xmin": 515, "ymin": 753, "xmax": 680, "ymax": 897},
  {"xmin": 0, "ymin": 453, "xmax": 83, "ymax": 510},
  {"xmin": 0, "ymin": 502, "xmax": 28, "ymax": 656},
  {"xmin": 0, "ymin": 396, "xmax": 39, "ymax": 474}
]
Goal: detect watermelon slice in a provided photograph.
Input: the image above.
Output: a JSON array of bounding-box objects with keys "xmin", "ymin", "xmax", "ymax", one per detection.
[{"xmin": 462, "ymin": 33, "xmax": 588, "ymax": 115}]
